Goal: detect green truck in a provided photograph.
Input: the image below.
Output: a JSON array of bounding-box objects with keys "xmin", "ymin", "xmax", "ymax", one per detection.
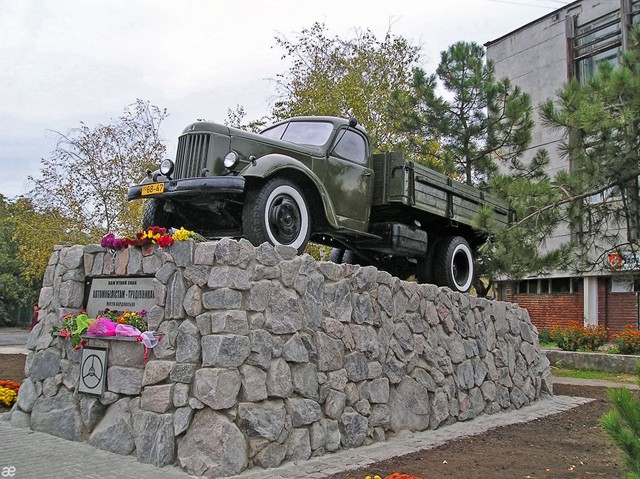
[{"xmin": 128, "ymin": 116, "xmax": 510, "ymax": 292}]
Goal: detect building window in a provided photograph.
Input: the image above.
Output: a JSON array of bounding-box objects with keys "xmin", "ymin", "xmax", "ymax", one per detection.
[
  {"xmin": 517, "ymin": 280, "xmax": 529, "ymax": 294},
  {"xmin": 611, "ymin": 276, "xmax": 636, "ymax": 292},
  {"xmin": 574, "ymin": 9, "xmax": 622, "ymax": 83},
  {"xmin": 550, "ymin": 277, "xmax": 572, "ymax": 293},
  {"xmin": 539, "ymin": 279, "xmax": 550, "ymax": 294},
  {"xmin": 515, "ymin": 277, "xmax": 580, "ymax": 294},
  {"xmin": 633, "ymin": 0, "xmax": 640, "ymax": 24}
]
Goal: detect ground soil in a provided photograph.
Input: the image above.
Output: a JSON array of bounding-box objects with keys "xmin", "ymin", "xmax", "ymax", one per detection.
[
  {"xmin": 0, "ymin": 354, "xmax": 627, "ymax": 478},
  {"xmin": 327, "ymin": 384, "xmax": 624, "ymax": 479},
  {"xmin": 0, "ymin": 354, "xmax": 27, "ymax": 383}
]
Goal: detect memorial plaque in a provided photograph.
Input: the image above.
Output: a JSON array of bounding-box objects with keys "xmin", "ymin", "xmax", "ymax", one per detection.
[
  {"xmin": 86, "ymin": 276, "xmax": 156, "ymax": 317},
  {"xmin": 78, "ymin": 346, "xmax": 108, "ymax": 396}
]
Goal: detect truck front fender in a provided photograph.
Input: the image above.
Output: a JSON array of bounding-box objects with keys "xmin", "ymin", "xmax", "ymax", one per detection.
[{"xmin": 241, "ymin": 153, "xmax": 339, "ymax": 229}]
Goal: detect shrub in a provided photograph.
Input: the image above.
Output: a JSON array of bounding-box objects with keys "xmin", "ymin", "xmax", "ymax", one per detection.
[
  {"xmin": 550, "ymin": 321, "xmax": 608, "ymax": 351},
  {"xmin": 582, "ymin": 324, "xmax": 608, "ymax": 351},
  {"xmin": 613, "ymin": 325, "xmax": 640, "ymax": 355},
  {"xmin": 551, "ymin": 321, "xmax": 585, "ymax": 351},
  {"xmin": 538, "ymin": 328, "xmax": 553, "ymax": 344}
]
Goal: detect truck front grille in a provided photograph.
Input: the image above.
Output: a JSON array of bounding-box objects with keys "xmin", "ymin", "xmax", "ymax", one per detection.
[{"xmin": 174, "ymin": 133, "xmax": 210, "ymax": 179}]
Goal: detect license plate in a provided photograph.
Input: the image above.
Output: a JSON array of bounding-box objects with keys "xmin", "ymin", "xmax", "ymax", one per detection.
[{"xmin": 141, "ymin": 183, "xmax": 165, "ymax": 196}]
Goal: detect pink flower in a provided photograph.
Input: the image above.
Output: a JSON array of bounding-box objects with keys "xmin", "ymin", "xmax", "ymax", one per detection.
[
  {"xmin": 86, "ymin": 317, "xmax": 117, "ymax": 336},
  {"xmin": 100, "ymin": 233, "xmax": 116, "ymax": 248}
]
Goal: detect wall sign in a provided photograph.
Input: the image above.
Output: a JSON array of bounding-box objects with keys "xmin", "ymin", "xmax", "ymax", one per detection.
[
  {"xmin": 78, "ymin": 346, "xmax": 108, "ymax": 396},
  {"xmin": 85, "ymin": 276, "xmax": 156, "ymax": 317}
]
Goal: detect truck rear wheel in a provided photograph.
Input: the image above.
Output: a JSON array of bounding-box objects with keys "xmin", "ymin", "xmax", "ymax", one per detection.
[
  {"xmin": 432, "ymin": 236, "xmax": 474, "ymax": 293},
  {"xmin": 142, "ymin": 199, "xmax": 175, "ymax": 230},
  {"xmin": 243, "ymin": 178, "xmax": 311, "ymax": 254}
]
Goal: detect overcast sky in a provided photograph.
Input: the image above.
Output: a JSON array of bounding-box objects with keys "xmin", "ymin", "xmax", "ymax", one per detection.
[{"xmin": 0, "ymin": 0, "xmax": 573, "ymax": 199}]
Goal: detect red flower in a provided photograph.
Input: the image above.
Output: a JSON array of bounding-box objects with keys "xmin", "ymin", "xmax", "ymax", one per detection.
[{"xmin": 157, "ymin": 234, "xmax": 174, "ymax": 248}]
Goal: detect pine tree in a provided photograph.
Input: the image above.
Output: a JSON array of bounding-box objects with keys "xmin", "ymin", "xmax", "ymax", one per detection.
[
  {"xmin": 390, "ymin": 41, "xmax": 534, "ymax": 186},
  {"xmin": 536, "ymin": 28, "xmax": 640, "ymax": 273},
  {"xmin": 390, "ymin": 41, "xmax": 537, "ymax": 294},
  {"xmin": 600, "ymin": 363, "xmax": 640, "ymax": 478}
]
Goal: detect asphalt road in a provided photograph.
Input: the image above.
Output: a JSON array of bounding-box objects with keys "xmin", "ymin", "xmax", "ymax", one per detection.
[{"xmin": 0, "ymin": 328, "xmax": 29, "ymax": 346}]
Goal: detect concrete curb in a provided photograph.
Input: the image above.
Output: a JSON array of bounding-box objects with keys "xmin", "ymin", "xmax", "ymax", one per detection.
[
  {"xmin": 544, "ymin": 349, "xmax": 640, "ymax": 374},
  {"xmin": 553, "ymin": 375, "xmax": 640, "ymax": 390}
]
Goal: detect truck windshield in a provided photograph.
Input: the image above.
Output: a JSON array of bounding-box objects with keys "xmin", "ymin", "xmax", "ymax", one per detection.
[{"xmin": 260, "ymin": 121, "xmax": 333, "ymax": 146}]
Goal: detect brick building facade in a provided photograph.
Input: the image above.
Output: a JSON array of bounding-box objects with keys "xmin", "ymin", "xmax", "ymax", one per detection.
[{"xmin": 499, "ymin": 278, "xmax": 638, "ymax": 335}]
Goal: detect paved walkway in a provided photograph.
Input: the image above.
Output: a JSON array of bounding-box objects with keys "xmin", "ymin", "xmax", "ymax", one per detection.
[
  {"xmin": 0, "ymin": 328, "xmax": 29, "ymax": 354},
  {"xmin": 0, "ymin": 395, "xmax": 591, "ymax": 479}
]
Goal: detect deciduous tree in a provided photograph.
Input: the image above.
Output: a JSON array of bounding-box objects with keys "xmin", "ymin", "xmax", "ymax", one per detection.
[
  {"xmin": 29, "ymin": 99, "xmax": 168, "ymax": 239},
  {"xmin": 270, "ymin": 22, "xmax": 421, "ymax": 152},
  {"xmin": 0, "ymin": 195, "xmax": 63, "ymax": 325},
  {"xmin": 9, "ymin": 196, "xmax": 89, "ymax": 283}
]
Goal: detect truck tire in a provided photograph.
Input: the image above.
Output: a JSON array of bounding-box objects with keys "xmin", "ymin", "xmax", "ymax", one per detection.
[
  {"xmin": 243, "ymin": 177, "xmax": 311, "ymax": 253},
  {"xmin": 432, "ymin": 236, "xmax": 474, "ymax": 293},
  {"xmin": 329, "ymin": 248, "xmax": 344, "ymax": 263},
  {"xmin": 142, "ymin": 199, "xmax": 174, "ymax": 230},
  {"xmin": 416, "ymin": 239, "xmax": 441, "ymax": 285},
  {"xmin": 329, "ymin": 248, "xmax": 355, "ymax": 264}
]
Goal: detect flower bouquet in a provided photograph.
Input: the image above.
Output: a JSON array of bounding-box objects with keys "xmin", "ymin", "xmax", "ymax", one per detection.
[
  {"xmin": 100, "ymin": 226, "xmax": 200, "ymax": 252},
  {"xmin": 52, "ymin": 309, "xmax": 159, "ymax": 359}
]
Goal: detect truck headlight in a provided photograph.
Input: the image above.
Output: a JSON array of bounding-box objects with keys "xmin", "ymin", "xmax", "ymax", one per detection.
[
  {"xmin": 223, "ymin": 151, "xmax": 239, "ymax": 169},
  {"xmin": 160, "ymin": 159, "xmax": 174, "ymax": 177}
]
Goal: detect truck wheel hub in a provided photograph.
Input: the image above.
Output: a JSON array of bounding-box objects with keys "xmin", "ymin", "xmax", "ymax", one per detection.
[{"xmin": 269, "ymin": 195, "xmax": 301, "ymax": 243}]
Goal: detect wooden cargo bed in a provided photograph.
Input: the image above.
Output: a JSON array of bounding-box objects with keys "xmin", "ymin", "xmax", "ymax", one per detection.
[{"xmin": 371, "ymin": 152, "xmax": 511, "ymax": 229}]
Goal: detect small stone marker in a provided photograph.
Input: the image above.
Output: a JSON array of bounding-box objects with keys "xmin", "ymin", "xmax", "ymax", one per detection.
[{"xmin": 78, "ymin": 347, "xmax": 108, "ymax": 396}]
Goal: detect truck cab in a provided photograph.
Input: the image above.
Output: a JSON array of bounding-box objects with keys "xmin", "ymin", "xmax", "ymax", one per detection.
[{"xmin": 128, "ymin": 117, "xmax": 382, "ymax": 252}]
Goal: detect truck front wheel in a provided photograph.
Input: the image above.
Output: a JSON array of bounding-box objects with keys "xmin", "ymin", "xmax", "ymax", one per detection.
[
  {"xmin": 432, "ymin": 236, "xmax": 474, "ymax": 293},
  {"xmin": 142, "ymin": 199, "xmax": 175, "ymax": 230},
  {"xmin": 243, "ymin": 178, "xmax": 311, "ymax": 254}
]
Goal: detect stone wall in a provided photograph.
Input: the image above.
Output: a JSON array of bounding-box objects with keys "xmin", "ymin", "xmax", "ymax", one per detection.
[{"xmin": 11, "ymin": 238, "xmax": 553, "ymax": 478}]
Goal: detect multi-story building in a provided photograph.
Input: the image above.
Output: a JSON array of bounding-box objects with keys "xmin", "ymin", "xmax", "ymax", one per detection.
[{"xmin": 485, "ymin": 0, "xmax": 639, "ymax": 334}]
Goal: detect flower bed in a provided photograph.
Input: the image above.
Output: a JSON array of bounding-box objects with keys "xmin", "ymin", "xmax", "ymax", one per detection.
[
  {"xmin": 613, "ymin": 325, "xmax": 640, "ymax": 355},
  {"xmin": 0, "ymin": 380, "xmax": 21, "ymax": 407},
  {"xmin": 550, "ymin": 321, "xmax": 608, "ymax": 352}
]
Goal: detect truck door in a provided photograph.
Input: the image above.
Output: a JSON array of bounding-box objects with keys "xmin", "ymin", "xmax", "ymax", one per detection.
[{"xmin": 325, "ymin": 128, "xmax": 373, "ymax": 231}]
